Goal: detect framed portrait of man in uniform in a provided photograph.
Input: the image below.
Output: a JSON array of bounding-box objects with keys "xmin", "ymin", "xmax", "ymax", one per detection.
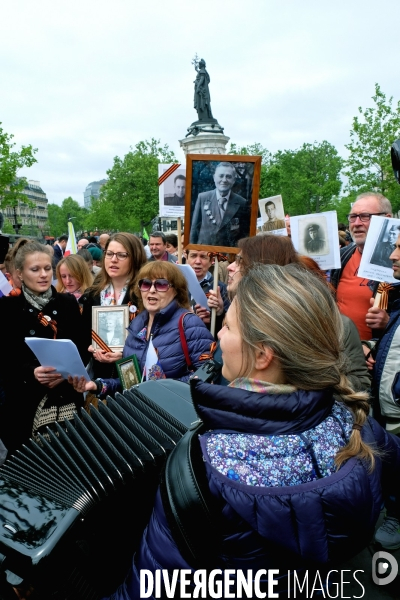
[{"xmin": 184, "ymin": 154, "xmax": 261, "ymax": 253}]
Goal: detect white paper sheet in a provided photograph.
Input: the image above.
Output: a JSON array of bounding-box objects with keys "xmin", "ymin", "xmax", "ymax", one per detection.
[
  {"xmin": 25, "ymin": 338, "xmax": 90, "ymax": 381},
  {"xmin": 176, "ymin": 264, "xmax": 209, "ymax": 307},
  {"xmin": 0, "ymin": 272, "xmax": 12, "ymax": 296},
  {"xmin": 291, "ymin": 210, "xmax": 340, "ymax": 270}
]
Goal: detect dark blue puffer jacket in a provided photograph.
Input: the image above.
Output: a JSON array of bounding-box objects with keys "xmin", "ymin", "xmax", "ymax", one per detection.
[
  {"xmin": 102, "ymin": 301, "xmax": 214, "ymax": 395},
  {"xmin": 106, "ymin": 380, "xmax": 400, "ymax": 599}
]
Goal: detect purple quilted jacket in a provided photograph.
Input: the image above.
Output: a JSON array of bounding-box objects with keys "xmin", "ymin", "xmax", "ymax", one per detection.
[{"xmin": 106, "ymin": 380, "xmax": 400, "ymax": 599}]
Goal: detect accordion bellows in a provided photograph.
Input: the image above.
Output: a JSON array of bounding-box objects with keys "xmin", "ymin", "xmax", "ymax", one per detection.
[{"xmin": 0, "ymin": 380, "xmax": 197, "ymax": 600}]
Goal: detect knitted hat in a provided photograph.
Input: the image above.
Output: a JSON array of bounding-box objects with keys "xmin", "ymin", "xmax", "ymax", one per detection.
[{"xmin": 88, "ymin": 246, "xmax": 103, "ymax": 261}]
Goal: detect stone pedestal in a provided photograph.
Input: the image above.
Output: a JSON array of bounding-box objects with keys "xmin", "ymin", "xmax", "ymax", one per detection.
[{"xmin": 179, "ymin": 125, "xmax": 230, "ymax": 156}]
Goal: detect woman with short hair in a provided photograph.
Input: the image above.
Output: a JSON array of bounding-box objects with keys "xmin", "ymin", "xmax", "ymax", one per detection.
[{"xmin": 71, "ymin": 262, "xmax": 214, "ymax": 396}]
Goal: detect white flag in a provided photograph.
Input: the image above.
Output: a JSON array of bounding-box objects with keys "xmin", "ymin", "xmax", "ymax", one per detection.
[
  {"xmin": 64, "ymin": 221, "xmax": 77, "ymax": 255},
  {"xmin": 144, "ymin": 337, "xmax": 165, "ymax": 380}
]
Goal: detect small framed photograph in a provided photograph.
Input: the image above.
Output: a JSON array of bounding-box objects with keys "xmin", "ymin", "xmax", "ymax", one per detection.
[
  {"xmin": 159, "ymin": 163, "xmax": 186, "ymax": 218},
  {"xmin": 116, "ymin": 354, "xmax": 141, "ymax": 390},
  {"xmin": 184, "ymin": 154, "xmax": 261, "ymax": 253},
  {"xmin": 92, "ymin": 306, "xmax": 129, "ymax": 352},
  {"xmin": 359, "ymin": 216, "xmax": 400, "ymax": 283},
  {"xmin": 257, "ymin": 195, "xmax": 287, "ymax": 235}
]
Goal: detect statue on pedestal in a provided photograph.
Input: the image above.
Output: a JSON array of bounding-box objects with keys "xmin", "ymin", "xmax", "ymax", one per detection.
[
  {"xmin": 193, "ymin": 58, "xmax": 213, "ymax": 121},
  {"xmin": 187, "ymin": 55, "xmax": 224, "ymax": 137}
]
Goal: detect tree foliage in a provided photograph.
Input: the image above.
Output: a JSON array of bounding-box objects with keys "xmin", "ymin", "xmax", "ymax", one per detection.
[
  {"xmin": 344, "ymin": 83, "xmax": 400, "ymax": 212},
  {"xmin": 0, "ymin": 122, "xmax": 38, "ymax": 209},
  {"xmin": 229, "ymin": 140, "xmax": 342, "ymax": 215},
  {"xmin": 86, "ymin": 139, "xmax": 177, "ymax": 232},
  {"xmin": 47, "ymin": 197, "xmax": 88, "ymax": 238},
  {"xmin": 271, "ymin": 142, "xmax": 343, "ymax": 215}
]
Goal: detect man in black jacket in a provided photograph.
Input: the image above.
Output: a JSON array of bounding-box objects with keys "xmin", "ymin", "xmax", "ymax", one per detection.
[{"xmin": 53, "ymin": 234, "xmax": 68, "ymax": 266}]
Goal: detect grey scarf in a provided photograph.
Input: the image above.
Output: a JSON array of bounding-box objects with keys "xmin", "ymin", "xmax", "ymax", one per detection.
[{"xmin": 22, "ymin": 283, "xmax": 53, "ymax": 311}]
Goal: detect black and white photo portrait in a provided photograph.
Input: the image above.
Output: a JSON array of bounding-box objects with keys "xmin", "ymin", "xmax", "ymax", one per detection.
[
  {"xmin": 164, "ymin": 174, "xmax": 186, "ymax": 206},
  {"xmin": 186, "ymin": 156, "xmax": 261, "ymax": 251},
  {"xmin": 370, "ymin": 220, "xmax": 398, "ymax": 269},
  {"xmin": 305, "ymin": 223, "xmax": 327, "ymax": 254},
  {"xmin": 291, "ymin": 211, "xmax": 339, "ymax": 270},
  {"xmin": 258, "ymin": 195, "xmax": 286, "ymax": 233},
  {"xmin": 98, "ymin": 312, "xmax": 124, "ymax": 347},
  {"xmin": 159, "ymin": 164, "xmax": 186, "ymax": 217}
]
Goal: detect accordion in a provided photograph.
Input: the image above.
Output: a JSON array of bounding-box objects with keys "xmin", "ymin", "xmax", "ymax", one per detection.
[{"xmin": 0, "ymin": 379, "xmax": 197, "ymax": 600}]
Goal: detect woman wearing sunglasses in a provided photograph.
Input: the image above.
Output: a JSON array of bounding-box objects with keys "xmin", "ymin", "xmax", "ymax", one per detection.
[
  {"xmin": 80, "ymin": 233, "xmax": 147, "ymax": 380},
  {"xmin": 72, "ymin": 262, "xmax": 214, "ymax": 396}
]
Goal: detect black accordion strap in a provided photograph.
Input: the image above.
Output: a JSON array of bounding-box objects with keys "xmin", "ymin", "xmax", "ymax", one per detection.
[{"xmin": 161, "ymin": 422, "xmax": 221, "ymax": 570}]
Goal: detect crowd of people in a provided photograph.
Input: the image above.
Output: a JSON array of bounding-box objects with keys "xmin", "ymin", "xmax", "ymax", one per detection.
[{"xmin": 0, "ymin": 193, "xmax": 400, "ymax": 598}]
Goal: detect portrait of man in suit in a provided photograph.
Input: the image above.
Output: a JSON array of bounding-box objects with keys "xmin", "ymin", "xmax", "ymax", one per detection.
[
  {"xmin": 99, "ymin": 312, "xmax": 124, "ymax": 347},
  {"xmin": 189, "ymin": 162, "xmax": 250, "ymax": 247},
  {"xmin": 164, "ymin": 174, "xmax": 186, "ymax": 206}
]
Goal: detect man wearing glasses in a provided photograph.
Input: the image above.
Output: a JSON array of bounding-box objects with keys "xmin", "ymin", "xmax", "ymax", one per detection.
[{"xmin": 330, "ymin": 192, "xmax": 392, "ymax": 340}]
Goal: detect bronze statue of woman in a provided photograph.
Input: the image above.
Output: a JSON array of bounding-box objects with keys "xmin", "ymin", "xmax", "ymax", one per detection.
[{"xmin": 194, "ymin": 58, "xmax": 213, "ymax": 121}]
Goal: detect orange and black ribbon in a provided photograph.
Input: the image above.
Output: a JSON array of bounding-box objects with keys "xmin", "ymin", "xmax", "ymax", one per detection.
[
  {"xmin": 91, "ymin": 330, "xmax": 113, "ymax": 353},
  {"xmin": 38, "ymin": 312, "xmax": 58, "ymax": 339},
  {"xmin": 375, "ymin": 283, "xmax": 394, "ymax": 311},
  {"xmin": 199, "ymin": 341, "xmax": 217, "ymax": 362},
  {"xmin": 158, "ymin": 163, "xmax": 181, "ymax": 186}
]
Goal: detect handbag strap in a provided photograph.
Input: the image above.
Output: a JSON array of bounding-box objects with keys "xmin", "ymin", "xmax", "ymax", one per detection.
[
  {"xmin": 179, "ymin": 312, "xmax": 193, "ymax": 369},
  {"xmin": 161, "ymin": 422, "xmax": 221, "ymax": 569}
]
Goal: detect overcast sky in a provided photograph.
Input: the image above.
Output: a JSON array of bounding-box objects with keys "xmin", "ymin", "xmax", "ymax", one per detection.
[{"xmin": 1, "ymin": 0, "xmax": 400, "ymax": 206}]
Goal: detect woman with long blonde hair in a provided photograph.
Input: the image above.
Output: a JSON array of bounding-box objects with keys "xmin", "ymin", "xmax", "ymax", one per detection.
[
  {"xmin": 56, "ymin": 254, "xmax": 93, "ymax": 299},
  {"xmin": 105, "ymin": 264, "xmax": 400, "ymax": 599}
]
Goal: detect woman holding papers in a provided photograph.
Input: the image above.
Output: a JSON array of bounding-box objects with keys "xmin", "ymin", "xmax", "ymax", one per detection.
[
  {"xmin": 71, "ymin": 262, "xmax": 214, "ymax": 397},
  {"xmin": 0, "ymin": 241, "xmax": 86, "ymax": 454},
  {"xmin": 80, "ymin": 233, "xmax": 147, "ymax": 380}
]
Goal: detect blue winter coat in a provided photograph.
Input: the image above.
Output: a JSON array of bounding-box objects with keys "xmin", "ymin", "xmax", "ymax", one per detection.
[
  {"xmin": 106, "ymin": 380, "xmax": 400, "ymax": 599},
  {"xmin": 102, "ymin": 301, "xmax": 214, "ymax": 395},
  {"xmin": 372, "ymin": 298, "xmax": 400, "ymax": 421}
]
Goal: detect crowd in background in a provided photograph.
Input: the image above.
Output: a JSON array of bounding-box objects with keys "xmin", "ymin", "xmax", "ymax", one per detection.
[{"xmin": 0, "ymin": 193, "xmax": 400, "ymax": 598}]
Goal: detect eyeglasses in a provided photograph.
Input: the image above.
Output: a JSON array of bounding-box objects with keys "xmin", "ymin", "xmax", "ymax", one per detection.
[
  {"xmin": 104, "ymin": 251, "xmax": 130, "ymax": 260},
  {"xmin": 138, "ymin": 278, "xmax": 173, "ymax": 292},
  {"xmin": 234, "ymin": 254, "xmax": 243, "ymax": 266},
  {"xmin": 347, "ymin": 212, "xmax": 386, "ymax": 223}
]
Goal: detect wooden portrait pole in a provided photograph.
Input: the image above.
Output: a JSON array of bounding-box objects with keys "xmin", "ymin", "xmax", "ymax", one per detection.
[
  {"xmin": 177, "ymin": 217, "xmax": 182, "ymax": 264},
  {"xmin": 210, "ymin": 255, "xmax": 219, "ymax": 338}
]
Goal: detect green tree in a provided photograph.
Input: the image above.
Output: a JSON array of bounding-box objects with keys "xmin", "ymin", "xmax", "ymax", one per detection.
[
  {"xmin": 91, "ymin": 139, "xmax": 177, "ymax": 231},
  {"xmin": 47, "ymin": 197, "xmax": 87, "ymax": 238},
  {"xmin": 0, "ymin": 122, "xmax": 38, "ymax": 209},
  {"xmin": 228, "ymin": 141, "xmax": 343, "ymax": 215},
  {"xmin": 344, "ymin": 83, "xmax": 400, "ymax": 212},
  {"xmin": 273, "ymin": 141, "xmax": 343, "ymax": 215},
  {"xmin": 228, "ymin": 142, "xmax": 275, "ymax": 200}
]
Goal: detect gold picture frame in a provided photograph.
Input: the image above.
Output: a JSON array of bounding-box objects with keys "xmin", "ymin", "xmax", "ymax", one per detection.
[{"xmin": 184, "ymin": 154, "xmax": 262, "ymax": 254}]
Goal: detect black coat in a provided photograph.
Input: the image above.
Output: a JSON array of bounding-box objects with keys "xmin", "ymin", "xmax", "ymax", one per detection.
[{"xmin": 0, "ymin": 288, "xmax": 85, "ymax": 453}]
